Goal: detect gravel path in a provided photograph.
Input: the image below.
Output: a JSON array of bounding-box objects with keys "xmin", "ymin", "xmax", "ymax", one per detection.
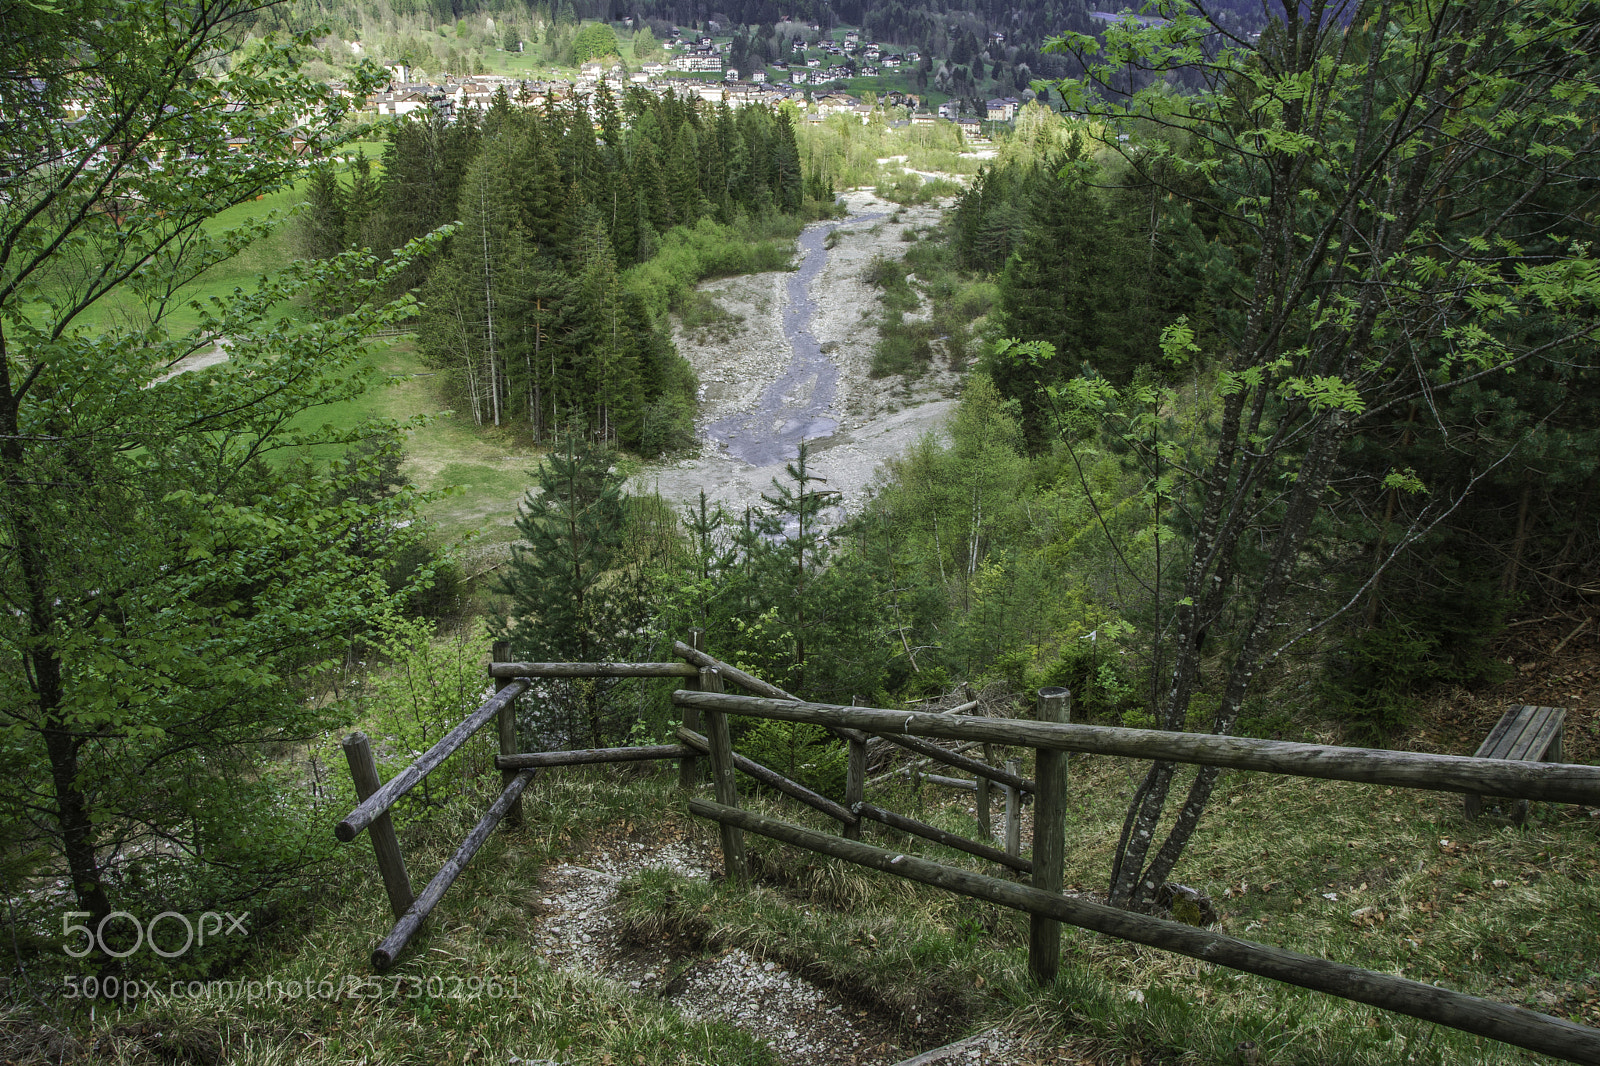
[
  {"xmin": 528, "ymin": 835, "xmax": 1066, "ymax": 1066},
  {"xmin": 531, "ymin": 839, "xmax": 912, "ymax": 1065}
]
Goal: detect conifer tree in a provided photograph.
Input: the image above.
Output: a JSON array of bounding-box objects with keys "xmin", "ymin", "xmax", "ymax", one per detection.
[
  {"xmin": 513, "ymin": 117, "xmax": 565, "ymax": 250},
  {"xmin": 758, "ymin": 443, "xmax": 841, "ymax": 692},
  {"xmin": 301, "ymin": 163, "xmax": 348, "ymax": 261},
  {"xmin": 342, "ymin": 151, "xmax": 382, "ymax": 252},
  {"xmin": 498, "ymin": 434, "xmax": 632, "ymax": 745},
  {"xmin": 418, "ymin": 137, "xmax": 528, "ymax": 426}
]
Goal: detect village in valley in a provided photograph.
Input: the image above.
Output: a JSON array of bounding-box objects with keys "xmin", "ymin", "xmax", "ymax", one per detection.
[{"xmin": 362, "ymin": 21, "xmax": 1023, "ymax": 138}]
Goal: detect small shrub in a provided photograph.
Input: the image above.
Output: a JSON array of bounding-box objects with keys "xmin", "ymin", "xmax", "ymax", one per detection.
[
  {"xmin": 1040, "ymin": 643, "xmax": 1140, "ymax": 722},
  {"xmin": 870, "ymin": 318, "xmax": 935, "ymax": 378},
  {"xmin": 738, "ymin": 720, "xmax": 847, "ymax": 797}
]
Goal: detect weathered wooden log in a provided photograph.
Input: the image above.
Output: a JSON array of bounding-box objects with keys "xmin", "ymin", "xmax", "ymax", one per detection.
[
  {"xmin": 488, "ymin": 661, "xmax": 699, "ymax": 678},
  {"xmin": 492, "ymin": 641, "xmax": 522, "ymax": 828},
  {"xmin": 976, "ymin": 737, "xmax": 994, "ymax": 844},
  {"xmin": 1030, "ymin": 687, "xmax": 1070, "ymax": 984},
  {"xmin": 844, "ymin": 736, "xmax": 866, "ymax": 841},
  {"xmin": 1003, "ymin": 758, "xmax": 1021, "ymax": 858},
  {"xmin": 866, "ymin": 741, "xmax": 989, "ymax": 788},
  {"xmin": 341, "ymin": 732, "xmax": 415, "ymax": 920},
  {"xmin": 676, "ymin": 727, "xmax": 857, "ymax": 825},
  {"xmin": 337, "ymin": 678, "xmax": 530, "ymax": 843},
  {"xmin": 921, "ymin": 773, "xmax": 978, "ymax": 791},
  {"xmin": 671, "ymin": 692, "xmax": 1600, "ymax": 805},
  {"xmin": 853, "ymin": 802, "xmax": 1032, "ymax": 874},
  {"xmin": 699, "ymin": 667, "xmax": 747, "ymax": 884},
  {"xmin": 679, "ymin": 630, "xmax": 706, "ymax": 792},
  {"xmin": 372, "ymin": 769, "xmax": 536, "ymax": 970},
  {"xmin": 879, "ymin": 732, "xmax": 1034, "ymax": 793},
  {"xmin": 496, "ymin": 745, "xmax": 691, "ymax": 769},
  {"xmin": 672, "ymin": 640, "xmax": 870, "ymax": 746},
  {"xmin": 688, "ymin": 799, "xmax": 1600, "ymax": 1066}
]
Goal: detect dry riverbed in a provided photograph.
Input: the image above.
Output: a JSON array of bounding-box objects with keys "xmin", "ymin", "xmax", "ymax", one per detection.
[{"xmin": 631, "ymin": 189, "xmax": 965, "ymax": 521}]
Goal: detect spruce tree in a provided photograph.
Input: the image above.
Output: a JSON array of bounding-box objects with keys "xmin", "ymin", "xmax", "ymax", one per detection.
[
  {"xmin": 498, "ymin": 434, "xmax": 632, "ymax": 745},
  {"xmin": 300, "ymin": 162, "xmax": 348, "ymax": 261}
]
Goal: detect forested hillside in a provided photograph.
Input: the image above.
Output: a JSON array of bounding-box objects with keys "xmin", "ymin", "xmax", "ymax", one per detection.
[{"xmin": 304, "ymin": 87, "xmax": 824, "ymax": 451}]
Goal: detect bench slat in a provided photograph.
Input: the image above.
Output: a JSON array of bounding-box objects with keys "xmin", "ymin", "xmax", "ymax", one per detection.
[
  {"xmin": 1487, "ymin": 705, "xmax": 1541, "ymax": 761},
  {"xmin": 1504, "ymin": 706, "xmax": 1562, "ymax": 762},
  {"xmin": 1465, "ymin": 705, "xmax": 1568, "ymax": 823},
  {"xmin": 1474, "ymin": 706, "xmax": 1529, "ymax": 760}
]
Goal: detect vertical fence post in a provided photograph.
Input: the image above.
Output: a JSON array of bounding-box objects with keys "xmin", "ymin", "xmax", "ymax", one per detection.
[
  {"xmin": 492, "ymin": 639, "xmax": 523, "ymax": 828},
  {"xmin": 342, "ymin": 732, "xmax": 416, "ymax": 920},
  {"xmin": 1029, "ymin": 686, "xmax": 1071, "ymax": 984},
  {"xmin": 977, "ymin": 696, "xmax": 994, "ymax": 841},
  {"xmin": 700, "ymin": 666, "xmax": 747, "ymax": 884},
  {"xmin": 1004, "ymin": 757, "xmax": 1021, "ymax": 858},
  {"xmin": 679, "ymin": 629, "xmax": 705, "ymax": 792},
  {"xmin": 844, "ymin": 735, "xmax": 867, "ymax": 840}
]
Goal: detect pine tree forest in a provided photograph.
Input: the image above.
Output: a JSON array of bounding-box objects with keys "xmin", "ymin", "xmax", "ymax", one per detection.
[{"xmin": 304, "ymin": 86, "xmax": 811, "ymax": 451}]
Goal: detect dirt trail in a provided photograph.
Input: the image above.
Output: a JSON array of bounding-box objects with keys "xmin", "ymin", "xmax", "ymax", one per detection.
[
  {"xmin": 528, "ymin": 833, "xmax": 1052, "ymax": 1066},
  {"xmin": 631, "ymin": 189, "xmax": 965, "ymax": 521}
]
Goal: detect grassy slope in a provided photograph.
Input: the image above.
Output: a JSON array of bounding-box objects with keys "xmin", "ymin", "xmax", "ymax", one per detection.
[
  {"xmin": 61, "ymin": 142, "xmax": 544, "ymax": 556},
  {"xmin": 6, "ymin": 764, "xmax": 775, "ymax": 1066},
  {"xmin": 277, "ymin": 338, "xmax": 540, "ymax": 556},
  {"xmin": 613, "ymin": 694, "xmax": 1599, "ymax": 1065},
  {"xmin": 16, "ymin": 676, "xmax": 1590, "ymax": 1065}
]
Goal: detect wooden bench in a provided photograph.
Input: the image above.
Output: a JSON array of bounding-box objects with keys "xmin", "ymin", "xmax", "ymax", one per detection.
[{"xmin": 1464, "ymin": 705, "xmax": 1566, "ymax": 823}]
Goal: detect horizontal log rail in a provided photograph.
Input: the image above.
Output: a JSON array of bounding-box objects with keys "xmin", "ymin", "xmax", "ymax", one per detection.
[
  {"xmin": 497, "ymin": 744, "xmax": 692, "ymax": 769},
  {"xmin": 691, "ymin": 799, "xmax": 1600, "ymax": 1066},
  {"xmin": 921, "ymin": 773, "xmax": 978, "ymax": 791},
  {"xmin": 373, "ymin": 769, "xmax": 537, "ymax": 970},
  {"xmin": 489, "ymin": 661, "xmax": 699, "ymax": 679},
  {"xmin": 672, "ymin": 640, "xmax": 870, "ymax": 746},
  {"xmin": 867, "ymin": 741, "xmax": 985, "ymax": 788},
  {"xmin": 676, "ymin": 726, "xmax": 857, "ymax": 826},
  {"xmin": 672, "ymin": 692, "xmax": 1600, "ymax": 806},
  {"xmin": 878, "ymin": 731, "xmax": 1034, "ymax": 793},
  {"xmin": 854, "ymin": 801, "xmax": 1030, "ymax": 873},
  {"xmin": 337, "ymin": 678, "xmax": 530, "ymax": 842}
]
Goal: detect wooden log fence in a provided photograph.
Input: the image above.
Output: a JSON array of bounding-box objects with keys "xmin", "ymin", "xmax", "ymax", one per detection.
[
  {"xmin": 372, "ymin": 769, "xmax": 536, "ymax": 970},
  {"xmin": 341, "ymin": 733, "xmax": 414, "ymax": 919},
  {"xmin": 1029, "ymin": 687, "xmax": 1070, "ymax": 983},
  {"xmin": 493, "ymin": 641, "xmax": 522, "ymax": 827},
  {"xmin": 676, "ymin": 726, "xmax": 857, "ymax": 826},
  {"xmin": 337, "ymin": 677, "xmax": 530, "ymax": 843},
  {"xmin": 670, "ymin": 692, "xmax": 1600, "ymax": 806},
  {"xmin": 498, "ymin": 744, "xmax": 692, "ymax": 769},
  {"xmin": 339, "ymin": 654, "xmax": 715, "ymax": 971},
  {"xmin": 876, "ymin": 730, "xmax": 1035, "ymax": 793},
  {"xmin": 334, "ymin": 641, "xmax": 1600, "ymax": 1062},
  {"xmin": 698, "ymin": 665, "xmax": 747, "ymax": 884},
  {"xmin": 690, "ymin": 798, "xmax": 1600, "ymax": 1066},
  {"xmin": 853, "ymin": 802, "xmax": 1031, "ymax": 874},
  {"xmin": 679, "ymin": 630, "xmax": 707, "ymax": 791}
]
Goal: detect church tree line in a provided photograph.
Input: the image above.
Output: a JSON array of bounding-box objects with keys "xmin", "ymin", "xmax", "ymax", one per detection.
[{"xmin": 303, "ymin": 86, "xmax": 814, "ymax": 452}]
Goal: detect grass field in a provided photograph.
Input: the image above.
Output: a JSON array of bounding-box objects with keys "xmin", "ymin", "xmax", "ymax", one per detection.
[{"xmin": 279, "ymin": 338, "xmax": 542, "ymax": 555}]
